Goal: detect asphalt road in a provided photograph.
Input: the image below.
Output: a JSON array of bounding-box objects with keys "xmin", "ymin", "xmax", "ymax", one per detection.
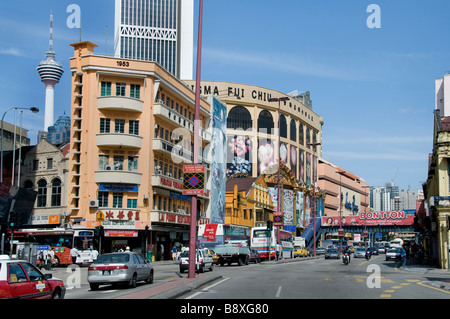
[
  {"xmin": 41, "ymin": 254, "xmax": 450, "ymax": 300},
  {"xmin": 183, "ymin": 255, "xmax": 450, "ymax": 299}
]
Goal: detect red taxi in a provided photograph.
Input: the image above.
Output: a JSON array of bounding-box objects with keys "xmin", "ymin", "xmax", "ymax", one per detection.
[{"xmin": 0, "ymin": 255, "xmax": 65, "ymax": 299}]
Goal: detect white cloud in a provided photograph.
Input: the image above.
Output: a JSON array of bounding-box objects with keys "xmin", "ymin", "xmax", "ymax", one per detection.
[{"xmin": 0, "ymin": 47, "xmax": 25, "ymax": 57}]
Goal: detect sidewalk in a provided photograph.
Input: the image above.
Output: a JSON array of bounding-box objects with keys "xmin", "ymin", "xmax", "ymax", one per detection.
[{"xmin": 401, "ymin": 259, "xmax": 450, "ymax": 291}]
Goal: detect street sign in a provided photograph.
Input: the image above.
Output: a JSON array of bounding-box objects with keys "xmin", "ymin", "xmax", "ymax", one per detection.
[
  {"xmin": 273, "ymin": 211, "xmax": 283, "ymax": 226},
  {"xmin": 182, "ymin": 165, "xmax": 206, "ymax": 195},
  {"xmin": 96, "ymin": 211, "xmax": 105, "ymax": 222}
]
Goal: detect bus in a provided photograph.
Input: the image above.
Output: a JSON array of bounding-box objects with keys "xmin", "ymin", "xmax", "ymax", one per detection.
[
  {"xmin": 197, "ymin": 224, "xmax": 250, "ymax": 249},
  {"xmin": 18, "ymin": 228, "xmax": 96, "ymax": 265},
  {"xmin": 251, "ymin": 226, "xmax": 294, "ymax": 260}
]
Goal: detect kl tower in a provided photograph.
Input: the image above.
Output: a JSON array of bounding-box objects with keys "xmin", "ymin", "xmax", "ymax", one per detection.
[{"xmin": 37, "ymin": 11, "xmax": 64, "ymax": 131}]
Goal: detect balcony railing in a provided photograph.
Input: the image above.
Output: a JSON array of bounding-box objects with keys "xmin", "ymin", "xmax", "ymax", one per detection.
[
  {"xmin": 97, "ymin": 96, "xmax": 143, "ymax": 113},
  {"xmin": 96, "ymin": 133, "xmax": 143, "ymax": 149},
  {"xmin": 152, "ymin": 138, "xmax": 210, "ymax": 164},
  {"xmin": 153, "ymin": 100, "xmax": 212, "ymax": 142},
  {"xmin": 95, "ymin": 169, "xmax": 142, "ymax": 185}
]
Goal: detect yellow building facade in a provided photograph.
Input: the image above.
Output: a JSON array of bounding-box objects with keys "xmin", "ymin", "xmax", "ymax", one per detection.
[
  {"xmin": 68, "ymin": 41, "xmax": 211, "ymax": 258},
  {"xmin": 225, "ymin": 175, "xmax": 274, "ymax": 228}
]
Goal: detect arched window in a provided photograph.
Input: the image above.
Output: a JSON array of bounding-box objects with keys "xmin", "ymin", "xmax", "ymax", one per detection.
[
  {"xmin": 37, "ymin": 179, "xmax": 47, "ymax": 208},
  {"xmin": 257, "ymin": 110, "xmax": 274, "ymax": 134},
  {"xmin": 299, "ymin": 124, "xmax": 304, "ymax": 145},
  {"xmin": 227, "ymin": 106, "xmax": 252, "ymax": 131},
  {"xmin": 51, "ymin": 178, "xmax": 61, "ymax": 207},
  {"xmin": 306, "ymin": 127, "xmax": 311, "ymax": 147},
  {"xmin": 290, "ymin": 119, "xmax": 296, "ymax": 142},
  {"xmin": 280, "ymin": 115, "xmax": 287, "ymax": 138}
]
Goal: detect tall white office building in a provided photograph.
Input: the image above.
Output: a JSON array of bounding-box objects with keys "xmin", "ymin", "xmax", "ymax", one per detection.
[{"xmin": 114, "ymin": 0, "xmax": 194, "ymax": 80}]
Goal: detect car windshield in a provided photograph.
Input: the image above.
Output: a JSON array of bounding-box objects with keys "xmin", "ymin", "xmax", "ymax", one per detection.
[
  {"xmin": 327, "ymin": 249, "xmax": 338, "ymax": 253},
  {"xmin": 94, "ymin": 253, "xmax": 130, "ymax": 264},
  {"xmin": 356, "ymin": 248, "xmax": 365, "ymax": 252}
]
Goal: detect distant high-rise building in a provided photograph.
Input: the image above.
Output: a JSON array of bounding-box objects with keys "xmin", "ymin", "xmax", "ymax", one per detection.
[
  {"xmin": 38, "ymin": 114, "xmax": 71, "ymax": 145},
  {"xmin": 370, "ymin": 186, "xmax": 391, "ymax": 212},
  {"xmin": 114, "ymin": 0, "xmax": 194, "ymax": 79},
  {"xmin": 36, "ymin": 11, "xmax": 64, "ymax": 131}
]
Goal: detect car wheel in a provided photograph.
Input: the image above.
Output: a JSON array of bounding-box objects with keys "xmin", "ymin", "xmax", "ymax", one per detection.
[
  {"xmin": 52, "ymin": 288, "xmax": 63, "ymax": 299},
  {"xmin": 129, "ymin": 273, "xmax": 137, "ymax": 288},
  {"xmin": 146, "ymin": 270, "xmax": 154, "ymax": 284},
  {"xmin": 90, "ymin": 283, "xmax": 99, "ymax": 291}
]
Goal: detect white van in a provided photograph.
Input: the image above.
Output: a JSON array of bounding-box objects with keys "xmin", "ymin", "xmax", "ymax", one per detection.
[{"xmin": 179, "ymin": 248, "xmax": 213, "ymax": 273}]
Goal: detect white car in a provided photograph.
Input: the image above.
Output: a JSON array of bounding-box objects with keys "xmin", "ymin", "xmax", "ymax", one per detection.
[
  {"xmin": 353, "ymin": 248, "xmax": 366, "ymax": 258},
  {"xmin": 87, "ymin": 252, "xmax": 153, "ymax": 290},
  {"xmin": 179, "ymin": 249, "xmax": 213, "ymax": 273}
]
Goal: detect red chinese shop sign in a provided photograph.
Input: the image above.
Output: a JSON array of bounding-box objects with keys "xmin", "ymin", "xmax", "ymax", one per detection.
[
  {"xmin": 321, "ymin": 211, "xmax": 414, "ymax": 227},
  {"xmin": 158, "ymin": 212, "xmax": 208, "ymax": 225}
]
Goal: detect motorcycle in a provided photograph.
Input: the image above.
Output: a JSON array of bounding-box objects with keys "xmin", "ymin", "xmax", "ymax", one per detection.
[
  {"xmin": 342, "ymin": 253, "xmax": 350, "ymax": 265},
  {"xmin": 365, "ymin": 251, "xmax": 371, "ymax": 260}
]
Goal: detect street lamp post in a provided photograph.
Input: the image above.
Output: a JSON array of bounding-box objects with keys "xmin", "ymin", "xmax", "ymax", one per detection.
[
  {"xmin": 268, "ymin": 96, "xmax": 289, "ymax": 257},
  {"xmin": 188, "ymin": 0, "xmax": 203, "ymax": 279},
  {"xmin": 336, "ymin": 170, "xmax": 346, "ymax": 254},
  {"xmin": 361, "ymin": 185, "xmax": 370, "ymax": 248},
  {"xmin": 1, "ymin": 107, "xmax": 39, "ymax": 183},
  {"xmin": 308, "ymin": 142, "xmax": 321, "ymax": 257}
]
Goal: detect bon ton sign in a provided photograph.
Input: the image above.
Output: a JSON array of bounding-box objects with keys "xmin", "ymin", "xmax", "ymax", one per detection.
[{"xmin": 321, "ymin": 211, "xmax": 414, "ymax": 227}]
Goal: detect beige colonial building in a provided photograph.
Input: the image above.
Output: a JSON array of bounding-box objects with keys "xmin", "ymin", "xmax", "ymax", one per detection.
[
  {"xmin": 20, "ymin": 138, "xmax": 69, "ymax": 226},
  {"xmin": 67, "ymin": 41, "xmax": 211, "ymax": 258}
]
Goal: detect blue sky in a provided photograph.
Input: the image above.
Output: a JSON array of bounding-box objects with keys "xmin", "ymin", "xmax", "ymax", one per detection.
[{"xmin": 1, "ymin": 0, "xmax": 449, "ymax": 192}]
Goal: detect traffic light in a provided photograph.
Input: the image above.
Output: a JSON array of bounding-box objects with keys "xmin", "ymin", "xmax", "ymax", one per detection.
[
  {"xmin": 266, "ymin": 220, "xmax": 273, "ymax": 232},
  {"xmin": 95, "ymin": 225, "xmax": 104, "ymax": 237},
  {"xmin": 9, "ymin": 211, "xmax": 15, "ymax": 229}
]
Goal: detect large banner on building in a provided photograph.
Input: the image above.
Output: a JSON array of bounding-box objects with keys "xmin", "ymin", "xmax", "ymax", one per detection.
[
  {"xmin": 226, "ymin": 135, "xmax": 252, "ymax": 176},
  {"xmin": 208, "ymin": 96, "xmax": 227, "ymax": 224},
  {"xmin": 321, "ymin": 211, "xmax": 414, "ymax": 227}
]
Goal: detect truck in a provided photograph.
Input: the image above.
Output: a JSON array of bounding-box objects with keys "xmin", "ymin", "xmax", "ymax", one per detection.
[
  {"xmin": 214, "ymin": 244, "xmax": 250, "ymax": 266},
  {"xmin": 294, "ymin": 237, "xmax": 306, "ymax": 247}
]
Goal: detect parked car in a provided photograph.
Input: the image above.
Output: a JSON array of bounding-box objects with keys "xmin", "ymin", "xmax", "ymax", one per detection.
[
  {"xmin": 87, "ymin": 252, "xmax": 153, "ymax": 290},
  {"xmin": 353, "ymin": 247, "xmax": 366, "ymax": 258},
  {"xmin": 316, "ymin": 248, "xmax": 326, "ymax": 255},
  {"xmin": 0, "ymin": 255, "xmax": 65, "ymax": 299},
  {"xmin": 294, "ymin": 246, "xmax": 307, "ymax": 257},
  {"xmin": 179, "ymin": 248, "xmax": 213, "ymax": 273},
  {"xmin": 248, "ymin": 249, "xmax": 261, "ymax": 263},
  {"xmin": 385, "ymin": 248, "xmax": 406, "ymax": 261},
  {"xmin": 324, "ymin": 248, "xmax": 340, "ymax": 259}
]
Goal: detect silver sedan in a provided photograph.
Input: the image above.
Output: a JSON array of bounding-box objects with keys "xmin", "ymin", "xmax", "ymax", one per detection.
[{"xmin": 87, "ymin": 252, "xmax": 153, "ymax": 290}]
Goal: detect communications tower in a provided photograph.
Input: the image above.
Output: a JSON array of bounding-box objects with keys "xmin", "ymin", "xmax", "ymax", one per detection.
[{"xmin": 37, "ymin": 11, "xmax": 64, "ymax": 131}]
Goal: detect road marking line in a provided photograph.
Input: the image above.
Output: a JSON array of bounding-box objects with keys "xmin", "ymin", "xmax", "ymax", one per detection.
[
  {"xmin": 380, "ymin": 294, "xmax": 392, "ymax": 298},
  {"xmin": 391, "ymin": 286, "xmax": 402, "ymax": 289},
  {"xmin": 185, "ymin": 277, "xmax": 230, "ymax": 299},
  {"xmin": 417, "ymin": 281, "xmax": 450, "ymax": 295},
  {"xmin": 276, "ymin": 286, "xmax": 282, "ymax": 298},
  {"xmin": 384, "ymin": 290, "xmax": 395, "ymax": 293},
  {"xmin": 100, "ymin": 290, "xmax": 118, "ymax": 293}
]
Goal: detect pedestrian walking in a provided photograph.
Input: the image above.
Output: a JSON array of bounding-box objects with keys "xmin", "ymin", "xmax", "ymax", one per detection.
[
  {"xmin": 276, "ymin": 243, "xmax": 281, "ymax": 261},
  {"xmin": 70, "ymin": 247, "xmax": 80, "ymax": 265}
]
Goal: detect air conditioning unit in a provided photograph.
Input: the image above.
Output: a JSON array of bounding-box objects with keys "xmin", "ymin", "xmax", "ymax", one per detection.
[
  {"xmin": 156, "ymin": 169, "xmax": 162, "ymax": 175},
  {"xmin": 167, "ymin": 173, "xmax": 172, "ymax": 177},
  {"xmin": 105, "ymin": 165, "xmax": 115, "ymax": 171},
  {"xmin": 89, "ymin": 200, "xmax": 99, "ymax": 207}
]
